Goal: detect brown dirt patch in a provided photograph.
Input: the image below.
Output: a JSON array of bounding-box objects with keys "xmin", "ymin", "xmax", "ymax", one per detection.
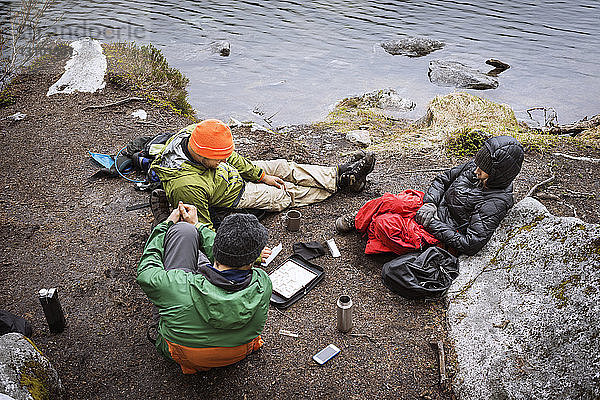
[{"xmin": 1, "ymin": 48, "xmax": 598, "ymax": 400}]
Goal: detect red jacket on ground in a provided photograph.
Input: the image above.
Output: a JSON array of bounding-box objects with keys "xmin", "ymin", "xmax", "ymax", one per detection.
[{"xmin": 355, "ymin": 190, "xmax": 439, "ymax": 254}]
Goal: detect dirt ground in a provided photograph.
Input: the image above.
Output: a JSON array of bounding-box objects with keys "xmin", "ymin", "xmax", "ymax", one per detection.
[{"xmin": 1, "ymin": 50, "xmax": 599, "ymax": 400}]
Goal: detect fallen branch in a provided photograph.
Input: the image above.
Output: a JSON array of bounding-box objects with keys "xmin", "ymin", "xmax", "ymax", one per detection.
[
  {"xmin": 553, "ymin": 152, "xmax": 600, "ymax": 164},
  {"xmin": 559, "ymin": 187, "xmax": 596, "ymax": 198},
  {"xmin": 348, "ymin": 333, "xmax": 377, "ymax": 343},
  {"xmin": 135, "ymin": 120, "xmax": 169, "ymax": 128},
  {"xmin": 82, "ymin": 97, "xmax": 144, "ymax": 111},
  {"xmin": 273, "ymin": 306, "xmax": 296, "ymax": 322},
  {"xmin": 543, "ymin": 114, "xmax": 600, "ymax": 135},
  {"xmin": 526, "ymin": 175, "xmax": 555, "ymax": 198},
  {"xmin": 401, "ymin": 168, "xmax": 447, "ymax": 174},
  {"xmin": 430, "ymin": 341, "xmax": 448, "ymax": 389},
  {"xmin": 559, "ymin": 201, "xmax": 578, "ymax": 218}
]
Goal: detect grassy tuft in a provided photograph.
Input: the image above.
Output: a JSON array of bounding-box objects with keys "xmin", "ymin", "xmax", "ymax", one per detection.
[
  {"xmin": 426, "ymin": 92, "xmax": 520, "ymax": 134},
  {"xmin": 103, "ymin": 42, "xmax": 195, "ymax": 119},
  {"xmin": 444, "ymin": 127, "xmax": 489, "ymax": 157}
]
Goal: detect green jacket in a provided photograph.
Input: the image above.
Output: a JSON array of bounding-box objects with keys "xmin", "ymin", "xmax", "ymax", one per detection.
[
  {"xmin": 150, "ymin": 124, "xmax": 265, "ymax": 230},
  {"xmin": 136, "ymin": 221, "xmax": 272, "ymax": 357}
]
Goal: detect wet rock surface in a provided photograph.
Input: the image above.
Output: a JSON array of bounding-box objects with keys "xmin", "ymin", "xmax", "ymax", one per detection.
[
  {"xmin": 448, "ymin": 197, "xmax": 600, "ymax": 400},
  {"xmin": 0, "ymin": 333, "xmax": 63, "ymax": 400},
  {"xmin": 381, "ymin": 36, "xmax": 445, "ymax": 57},
  {"xmin": 428, "ymin": 60, "xmax": 499, "ymax": 90},
  {"xmin": 210, "ymin": 40, "xmax": 231, "ymax": 56},
  {"xmin": 338, "ymin": 88, "xmax": 415, "ymax": 112}
]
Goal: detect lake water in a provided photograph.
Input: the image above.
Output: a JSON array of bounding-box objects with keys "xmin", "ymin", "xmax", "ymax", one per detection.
[{"xmin": 1, "ymin": 0, "xmax": 599, "ymax": 126}]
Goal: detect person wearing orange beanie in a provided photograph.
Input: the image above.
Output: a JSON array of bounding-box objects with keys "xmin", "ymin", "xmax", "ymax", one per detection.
[{"xmin": 150, "ymin": 119, "xmax": 375, "ymax": 230}]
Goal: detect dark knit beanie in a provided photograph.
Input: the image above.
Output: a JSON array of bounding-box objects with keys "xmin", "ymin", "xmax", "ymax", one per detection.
[
  {"xmin": 474, "ymin": 144, "xmax": 493, "ymax": 174},
  {"xmin": 213, "ymin": 213, "xmax": 268, "ymax": 268}
]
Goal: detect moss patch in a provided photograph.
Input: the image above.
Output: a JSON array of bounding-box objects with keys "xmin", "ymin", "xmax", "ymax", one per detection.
[
  {"xmin": 103, "ymin": 42, "xmax": 195, "ymax": 119},
  {"xmin": 444, "ymin": 127, "xmax": 489, "ymax": 157},
  {"xmin": 20, "ymin": 360, "xmax": 52, "ymax": 400}
]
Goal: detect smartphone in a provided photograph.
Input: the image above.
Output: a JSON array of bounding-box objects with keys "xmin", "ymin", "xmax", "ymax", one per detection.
[{"xmin": 312, "ymin": 344, "xmax": 340, "ymax": 365}]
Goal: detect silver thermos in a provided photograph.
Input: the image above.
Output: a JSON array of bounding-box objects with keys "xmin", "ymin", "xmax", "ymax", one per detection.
[{"xmin": 336, "ymin": 295, "xmax": 353, "ymax": 333}]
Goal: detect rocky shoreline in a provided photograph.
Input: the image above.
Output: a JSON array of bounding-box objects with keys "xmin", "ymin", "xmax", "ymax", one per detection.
[{"xmin": 0, "ymin": 41, "xmax": 599, "ymax": 400}]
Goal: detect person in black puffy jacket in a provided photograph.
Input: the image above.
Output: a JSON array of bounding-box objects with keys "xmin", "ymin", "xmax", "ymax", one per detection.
[
  {"xmin": 335, "ymin": 135, "xmax": 524, "ymax": 257},
  {"xmin": 414, "ymin": 135, "xmax": 524, "ymax": 255}
]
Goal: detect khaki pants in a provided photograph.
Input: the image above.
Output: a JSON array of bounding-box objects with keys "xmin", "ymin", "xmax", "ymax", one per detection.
[{"xmin": 237, "ymin": 159, "xmax": 337, "ymax": 211}]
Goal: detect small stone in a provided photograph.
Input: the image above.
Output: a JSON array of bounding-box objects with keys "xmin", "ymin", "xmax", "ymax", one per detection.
[
  {"xmin": 210, "ymin": 40, "xmax": 230, "ymax": 56},
  {"xmin": 346, "ymin": 130, "xmax": 371, "ymax": 147},
  {"xmin": 131, "ymin": 109, "xmax": 147, "ymax": 120},
  {"xmin": 6, "ymin": 112, "xmax": 26, "ymax": 121}
]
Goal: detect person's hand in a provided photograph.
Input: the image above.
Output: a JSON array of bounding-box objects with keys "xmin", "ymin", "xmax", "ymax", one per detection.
[
  {"xmin": 415, "ymin": 203, "xmax": 437, "ymax": 227},
  {"xmin": 260, "ymin": 247, "xmax": 272, "ymax": 263},
  {"xmin": 166, "ymin": 207, "xmax": 181, "ymax": 223},
  {"xmin": 261, "ymin": 174, "xmax": 285, "ymax": 189},
  {"xmin": 178, "ymin": 202, "xmax": 199, "ymax": 225}
]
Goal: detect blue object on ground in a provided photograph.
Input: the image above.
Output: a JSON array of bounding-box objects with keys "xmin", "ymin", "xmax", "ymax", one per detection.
[{"xmin": 89, "ymin": 151, "xmax": 115, "ymax": 169}]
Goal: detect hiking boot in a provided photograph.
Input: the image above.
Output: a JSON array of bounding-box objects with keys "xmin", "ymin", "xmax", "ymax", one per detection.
[
  {"xmin": 335, "ymin": 212, "xmax": 357, "ymax": 233},
  {"xmin": 150, "ymin": 189, "xmax": 170, "ymax": 227},
  {"xmin": 337, "ymin": 152, "xmax": 375, "ymax": 192},
  {"xmin": 337, "ymin": 150, "xmax": 367, "ymax": 176}
]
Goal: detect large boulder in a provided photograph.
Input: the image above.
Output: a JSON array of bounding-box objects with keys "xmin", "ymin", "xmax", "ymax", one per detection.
[
  {"xmin": 448, "ymin": 197, "xmax": 600, "ymax": 399},
  {"xmin": 0, "ymin": 333, "xmax": 62, "ymax": 400},
  {"xmin": 381, "ymin": 36, "xmax": 445, "ymax": 57},
  {"xmin": 416, "ymin": 93, "xmax": 520, "ymax": 137},
  {"xmin": 428, "ymin": 60, "xmax": 498, "ymax": 90}
]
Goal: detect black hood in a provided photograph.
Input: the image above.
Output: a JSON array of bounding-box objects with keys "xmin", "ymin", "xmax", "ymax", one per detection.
[{"xmin": 479, "ymin": 135, "xmax": 524, "ymax": 189}]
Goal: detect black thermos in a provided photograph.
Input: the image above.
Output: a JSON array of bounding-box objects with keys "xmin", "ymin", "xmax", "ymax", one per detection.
[{"xmin": 39, "ymin": 288, "xmax": 66, "ymax": 333}]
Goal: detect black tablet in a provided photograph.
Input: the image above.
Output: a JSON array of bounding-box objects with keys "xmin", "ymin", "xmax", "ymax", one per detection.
[{"xmin": 268, "ymin": 255, "xmax": 324, "ymax": 309}]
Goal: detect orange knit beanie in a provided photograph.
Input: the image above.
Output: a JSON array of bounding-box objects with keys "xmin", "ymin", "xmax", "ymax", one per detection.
[{"xmin": 189, "ymin": 119, "xmax": 234, "ymax": 159}]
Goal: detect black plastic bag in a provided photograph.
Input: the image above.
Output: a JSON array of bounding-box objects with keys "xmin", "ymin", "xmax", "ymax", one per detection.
[
  {"xmin": 0, "ymin": 310, "xmax": 33, "ymax": 337},
  {"xmin": 381, "ymin": 247, "xmax": 459, "ymax": 299}
]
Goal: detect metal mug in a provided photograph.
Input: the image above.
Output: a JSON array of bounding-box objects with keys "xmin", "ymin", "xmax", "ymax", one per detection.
[{"xmin": 282, "ymin": 210, "xmax": 302, "ymax": 231}]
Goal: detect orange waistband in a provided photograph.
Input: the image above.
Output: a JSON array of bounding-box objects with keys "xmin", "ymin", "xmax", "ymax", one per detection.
[{"xmin": 165, "ymin": 336, "xmax": 264, "ymax": 374}]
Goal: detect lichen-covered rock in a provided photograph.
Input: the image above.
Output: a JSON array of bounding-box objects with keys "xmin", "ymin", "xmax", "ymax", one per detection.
[
  {"xmin": 0, "ymin": 333, "xmax": 62, "ymax": 400},
  {"xmin": 448, "ymin": 197, "xmax": 600, "ymax": 400},
  {"xmin": 428, "ymin": 60, "xmax": 498, "ymax": 90},
  {"xmin": 381, "ymin": 36, "xmax": 445, "ymax": 57},
  {"xmin": 337, "ymin": 89, "xmax": 415, "ymax": 112}
]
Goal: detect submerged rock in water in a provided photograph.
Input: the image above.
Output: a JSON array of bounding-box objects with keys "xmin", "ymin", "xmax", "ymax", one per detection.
[
  {"xmin": 210, "ymin": 41, "xmax": 230, "ymax": 56},
  {"xmin": 448, "ymin": 197, "xmax": 600, "ymax": 400},
  {"xmin": 428, "ymin": 60, "xmax": 498, "ymax": 90},
  {"xmin": 485, "ymin": 58, "xmax": 510, "ymax": 76},
  {"xmin": 0, "ymin": 333, "xmax": 63, "ymax": 400},
  {"xmin": 47, "ymin": 38, "xmax": 107, "ymax": 96},
  {"xmin": 381, "ymin": 36, "xmax": 445, "ymax": 57}
]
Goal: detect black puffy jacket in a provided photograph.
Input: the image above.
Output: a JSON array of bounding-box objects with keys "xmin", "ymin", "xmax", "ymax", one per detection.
[{"xmin": 423, "ymin": 136, "xmax": 524, "ymax": 255}]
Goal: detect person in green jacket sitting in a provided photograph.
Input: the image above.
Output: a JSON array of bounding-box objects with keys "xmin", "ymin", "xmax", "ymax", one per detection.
[
  {"xmin": 137, "ymin": 201, "xmax": 273, "ymax": 374},
  {"xmin": 150, "ymin": 119, "xmax": 375, "ymax": 230}
]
